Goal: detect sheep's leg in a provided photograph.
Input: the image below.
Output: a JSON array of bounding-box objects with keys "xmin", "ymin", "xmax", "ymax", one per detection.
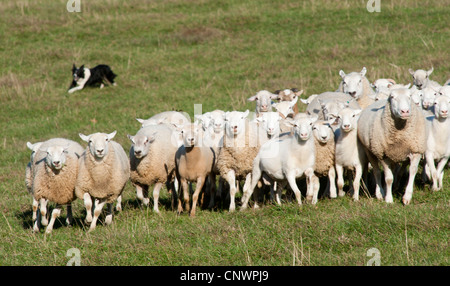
[
  {"xmin": 152, "ymin": 182, "xmax": 163, "ymax": 214},
  {"xmin": 225, "ymin": 170, "xmax": 238, "ymax": 212},
  {"xmin": 135, "ymin": 184, "xmax": 150, "ymax": 206},
  {"xmin": 178, "ymin": 178, "xmax": 190, "ymax": 215},
  {"xmin": 33, "ymin": 209, "xmax": 41, "ymax": 232},
  {"xmin": 352, "ymin": 164, "xmax": 363, "ymax": 201},
  {"xmin": 83, "ymin": 193, "xmax": 93, "ymax": 224},
  {"xmin": 207, "ymin": 174, "xmax": 216, "ymax": 209},
  {"xmin": 328, "ymin": 167, "xmax": 337, "ymax": 198},
  {"xmin": 66, "ymin": 203, "xmax": 73, "ymax": 226},
  {"xmin": 286, "ymin": 172, "xmax": 302, "ymax": 206},
  {"xmin": 381, "ymin": 160, "xmax": 394, "ymax": 204},
  {"xmin": 335, "ymin": 164, "xmax": 345, "ymax": 197},
  {"xmin": 45, "ymin": 206, "xmax": 62, "ymax": 234},
  {"xmin": 365, "ymin": 151, "xmax": 384, "ymax": 200},
  {"xmin": 190, "ymin": 177, "xmax": 206, "ymax": 217},
  {"xmin": 115, "ymin": 195, "xmax": 122, "ymax": 212},
  {"xmin": 425, "ymin": 152, "xmax": 438, "ymax": 191},
  {"xmin": 241, "ymin": 168, "xmax": 260, "ymax": 211},
  {"xmin": 402, "ymin": 154, "xmax": 421, "ymax": 205},
  {"xmin": 40, "ymin": 198, "xmax": 49, "ymax": 226},
  {"xmin": 435, "ymin": 157, "xmax": 449, "ymax": 191},
  {"xmin": 32, "ymin": 198, "xmax": 38, "ymax": 221},
  {"xmin": 89, "ymin": 199, "xmax": 106, "ymax": 232},
  {"xmin": 105, "ymin": 203, "xmax": 113, "ymax": 225}
]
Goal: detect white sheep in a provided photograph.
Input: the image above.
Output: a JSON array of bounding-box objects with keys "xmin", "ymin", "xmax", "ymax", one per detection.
[
  {"xmin": 241, "ymin": 113, "xmax": 319, "ymax": 209},
  {"xmin": 421, "ymin": 86, "xmax": 438, "ymax": 111},
  {"xmin": 357, "ymin": 88, "xmax": 427, "ymax": 205},
  {"xmin": 332, "ymin": 107, "xmax": 367, "ymax": 201},
  {"xmin": 424, "ymin": 95, "xmax": 450, "ymax": 191},
  {"xmin": 215, "ymin": 110, "xmax": 263, "ymax": 211},
  {"xmin": 272, "ymin": 96, "xmax": 299, "ymax": 119},
  {"xmin": 26, "ymin": 138, "xmax": 84, "ymax": 233},
  {"xmin": 175, "ymin": 122, "xmax": 216, "ymax": 217},
  {"xmin": 338, "ymin": 67, "xmax": 376, "ymax": 109},
  {"xmin": 311, "ymin": 119, "xmax": 336, "ymax": 198},
  {"xmin": 136, "ymin": 110, "xmax": 190, "ymax": 128},
  {"xmin": 437, "ymin": 85, "xmax": 450, "ymax": 98},
  {"xmin": 254, "ymin": 111, "xmax": 282, "ymax": 140},
  {"xmin": 247, "ymin": 90, "xmax": 279, "ymax": 116},
  {"xmin": 76, "ymin": 131, "xmax": 130, "ymax": 231},
  {"xmin": 127, "ymin": 123, "xmax": 179, "ymax": 213},
  {"xmin": 371, "ymin": 78, "xmax": 397, "ymax": 92},
  {"xmin": 408, "ymin": 67, "xmax": 441, "ymax": 90},
  {"xmin": 274, "ymin": 88, "xmax": 303, "ymax": 114}
]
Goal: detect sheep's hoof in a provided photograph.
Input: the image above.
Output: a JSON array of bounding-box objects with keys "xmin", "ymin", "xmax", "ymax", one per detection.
[
  {"xmin": 306, "ymin": 195, "xmax": 313, "ymax": 203},
  {"xmin": 402, "ymin": 198, "xmax": 411, "ymax": 205},
  {"xmin": 45, "ymin": 228, "xmax": 53, "ymax": 235},
  {"xmin": 105, "ymin": 215, "xmax": 113, "ymax": 225}
]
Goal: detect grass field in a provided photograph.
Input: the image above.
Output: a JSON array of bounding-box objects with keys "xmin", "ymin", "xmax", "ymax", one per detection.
[{"xmin": 0, "ymin": 0, "xmax": 449, "ymax": 266}]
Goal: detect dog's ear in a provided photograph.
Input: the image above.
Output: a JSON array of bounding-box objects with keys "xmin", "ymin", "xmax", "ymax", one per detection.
[
  {"xmin": 72, "ymin": 64, "xmax": 77, "ymax": 71},
  {"xmin": 80, "ymin": 65, "xmax": 84, "ymax": 70}
]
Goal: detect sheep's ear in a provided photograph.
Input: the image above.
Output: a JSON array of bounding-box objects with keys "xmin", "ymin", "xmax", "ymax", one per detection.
[
  {"xmin": 26, "ymin": 142, "xmax": 34, "ymax": 151},
  {"xmin": 354, "ymin": 109, "xmax": 363, "ymax": 117},
  {"xmin": 136, "ymin": 118, "xmax": 145, "ymax": 124},
  {"xmin": 309, "ymin": 114, "xmax": 318, "ymax": 124},
  {"xmin": 294, "ymin": 89, "xmax": 304, "ymax": 97},
  {"xmin": 242, "ymin": 110, "xmax": 250, "ymax": 119},
  {"xmin": 327, "ymin": 114, "xmax": 339, "ymax": 125},
  {"xmin": 63, "ymin": 144, "xmax": 70, "ymax": 153},
  {"xmin": 270, "ymin": 92, "xmax": 280, "ymax": 100},
  {"xmin": 318, "ymin": 99, "xmax": 325, "ymax": 108},
  {"xmin": 300, "ymin": 98, "xmax": 309, "ymax": 105},
  {"xmin": 148, "ymin": 132, "xmax": 157, "ymax": 143},
  {"xmin": 284, "ymin": 119, "xmax": 297, "ymax": 127},
  {"xmin": 387, "ymin": 78, "xmax": 396, "ymax": 85},
  {"xmin": 255, "ymin": 116, "xmax": 264, "ymax": 123},
  {"xmin": 360, "ymin": 67, "xmax": 367, "ymax": 77},
  {"xmin": 107, "ymin": 131, "xmax": 117, "ymax": 141},
  {"xmin": 79, "ymin": 133, "xmax": 90, "ymax": 142},
  {"xmin": 404, "ymin": 83, "xmax": 411, "ymax": 89},
  {"xmin": 127, "ymin": 134, "xmax": 135, "ymax": 144},
  {"xmin": 290, "ymin": 96, "xmax": 299, "ymax": 106},
  {"xmin": 273, "ymin": 90, "xmax": 281, "ymax": 95},
  {"xmin": 408, "ymin": 68, "xmax": 415, "ymax": 75},
  {"xmin": 339, "ymin": 70, "xmax": 346, "ymax": 79},
  {"xmin": 427, "ymin": 67, "xmax": 434, "ymax": 76},
  {"xmin": 247, "ymin": 95, "xmax": 258, "ymax": 101}
]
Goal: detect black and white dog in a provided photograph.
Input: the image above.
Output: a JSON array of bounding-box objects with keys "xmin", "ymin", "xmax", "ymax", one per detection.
[{"xmin": 68, "ymin": 64, "xmax": 117, "ymax": 94}]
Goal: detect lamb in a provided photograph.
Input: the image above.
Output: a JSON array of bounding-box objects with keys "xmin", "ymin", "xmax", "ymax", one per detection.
[
  {"xmin": 215, "ymin": 110, "xmax": 263, "ymax": 211},
  {"xmin": 437, "ymin": 85, "xmax": 450, "ymax": 98},
  {"xmin": 421, "ymin": 86, "xmax": 438, "ymax": 111},
  {"xmin": 357, "ymin": 88, "xmax": 427, "ymax": 205},
  {"xmin": 255, "ymin": 111, "xmax": 282, "ymax": 140},
  {"xmin": 338, "ymin": 67, "xmax": 376, "ymax": 109},
  {"xmin": 272, "ymin": 96, "xmax": 299, "ymax": 119},
  {"xmin": 311, "ymin": 119, "xmax": 336, "ymax": 198},
  {"xmin": 241, "ymin": 113, "xmax": 320, "ymax": 209},
  {"xmin": 76, "ymin": 131, "xmax": 130, "ymax": 231},
  {"xmin": 371, "ymin": 78, "xmax": 397, "ymax": 92},
  {"xmin": 247, "ymin": 90, "xmax": 279, "ymax": 116},
  {"xmin": 136, "ymin": 110, "xmax": 190, "ymax": 128},
  {"xmin": 175, "ymin": 122, "xmax": 216, "ymax": 217},
  {"xmin": 127, "ymin": 123, "xmax": 179, "ymax": 213},
  {"xmin": 424, "ymin": 95, "xmax": 450, "ymax": 191},
  {"xmin": 331, "ymin": 107, "xmax": 367, "ymax": 201},
  {"xmin": 26, "ymin": 138, "xmax": 84, "ymax": 233},
  {"xmin": 273, "ymin": 88, "xmax": 304, "ymax": 114},
  {"xmin": 408, "ymin": 67, "xmax": 441, "ymax": 90}
]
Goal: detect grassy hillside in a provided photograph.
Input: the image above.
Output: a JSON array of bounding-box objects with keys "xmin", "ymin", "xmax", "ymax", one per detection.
[{"xmin": 0, "ymin": 0, "xmax": 449, "ymax": 266}]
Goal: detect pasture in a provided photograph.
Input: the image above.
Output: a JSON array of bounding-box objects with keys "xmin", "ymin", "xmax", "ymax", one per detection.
[{"xmin": 0, "ymin": 0, "xmax": 449, "ymax": 266}]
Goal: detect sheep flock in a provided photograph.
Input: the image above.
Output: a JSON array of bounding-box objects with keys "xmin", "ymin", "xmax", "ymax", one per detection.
[{"xmin": 26, "ymin": 66, "xmax": 450, "ymax": 233}]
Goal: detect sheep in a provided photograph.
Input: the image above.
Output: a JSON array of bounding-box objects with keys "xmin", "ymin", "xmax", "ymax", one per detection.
[
  {"xmin": 76, "ymin": 131, "xmax": 130, "ymax": 231},
  {"xmin": 247, "ymin": 90, "xmax": 279, "ymax": 117},
  {"xmin": 331, "ymin": 107, "xmax": 367, "ymax": 201},
  {"xmin": 241, "ymin": 113, "xmax": 320, "ymax": 209},
  {"xmin": 371, "ymin": 78, "xmax": 397, "ymax": 92},
  {"xmin": 438, "ymin": 85, "xmax": 450, "ymax": 98},
  {"xmin": 136, "ymin": 110, "xmax": 191, "ymax": 128},
  {"xmin": 311, "ymin": 119, "xmax": 336, "ymax": 198},
  {"xmin": 424, "ymin": 95, "xmax": 450, "ymax": 191},
  {"xmin": 175, "ymin": 122, "xmax": 216, "ymax": 217},
  {"xmin": 254, "ymin": 111, "xmax": 282, "ymax": 140},
  {"xmin": 421, "ymin": 86, "xmax": 438, "ymax": 111},
  {"xmin": 357, "ymin": 88, "xmax": 427, "ymax": 205},
  {"xmin": 408, "ymin": 67, "xmax": 441, "ymax": 90},
  {"xmin": 272, "ymin": 96, "xmax": 299, "ymax": 119},
  {"xmin": 338, "ymin": 67, "xmax": 376, "ymax": 109},
  {"xmin": 127, "ymin": 123, "xmax": 179, "ymax": 213},
  {"xmin": 274, "ymin": 88, "xmax": 304, "ymax": 114},
  {"xmin": 215, "ymin": 110, "xmax": 263, "ymax": 211},
  {"xmin": 303, "ymin": 92, "xmax": 360, "ymax": 119},
  {"xmin": 26, "ymin": 138, "xmax": 84, "ymax": 233}
]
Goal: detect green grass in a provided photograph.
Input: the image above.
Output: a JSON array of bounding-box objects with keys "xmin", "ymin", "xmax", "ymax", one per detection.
[{"xmin": 0, "ymin": 0, "xmax": 449, "ymax": 266}]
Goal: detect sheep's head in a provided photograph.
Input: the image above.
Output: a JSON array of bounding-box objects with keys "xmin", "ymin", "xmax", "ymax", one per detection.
[
  {"xmin": 256, "ymin": 112, "xmax": 281, "ymax": 138},
  {"xmin": 80, "ymin": 131, "xmax": 116, "ymax": 160},
  {"xmin": 248, "ymin": 90, "xmax": 278, "ymax": 113},
  {"xmin": 372, "ymin": 78, "xmax": 396, "ymax": 92},
  {"xmin": 209, "ymin": 111, "xmax": 225, "ymax": 133},
  {"xmin": 421, "ymin": 87, "xmax": 437, "ymax": 110},
  {"xmin": 272, "ymin": 96, "xmax": 298, "ymax": 118},
  {"xmin": 433, "ymin": 95, "xmax": 450, "ymax": 120},
  {"xmin": 27, "ymin": 141, "xmax": 43, "ymax": 162},
  {"xmin": 45, "ymin": 145, "xmax": 69, "ymax": 171},
  {"xmin": 389, "ymin": 88, "xmax": 413, "ymax": 120},
  {"xmin": 438, "ymin": 86, "xmax": 450, "ymax": 98},
  {"xmin": 312, "ymin": 120, "xmax": 333, "ymax": 144},
  {"xmin": 274, "ymin": 89, "xmax": 304, "ymax": 102},
  {"xmin": 182, "ymin": 122, "xmax": 202, "ymax": 148},
  {"xmin": 339, "ymin": 67, "xmax": 367, "ymax": 99},
  {"xmin": 410, "ymin": 86, "xmax": 423, "ymax": 108},
  {"xmin": 332, "ymin": 108, "xmax": 362, "ymax": 133},
  {"xmin": 287, "ymin": 114, "xmax": 317, "ymax": 142},
  {"xmin": 408, "ymin": 67, "xmax": 433, "ymax": 90},
  {"xmin": 224, "ymin": 110, "xmax": 249, "ymax": 137},
  {"xmin": 127, "ymin": 132, "xmax": 156, "ymax": 159}
]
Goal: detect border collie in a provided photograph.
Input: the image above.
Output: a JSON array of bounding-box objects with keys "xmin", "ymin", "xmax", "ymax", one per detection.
[{"xmin": 68, "ymin": 64, "xmax": 117, "ymax": 94}]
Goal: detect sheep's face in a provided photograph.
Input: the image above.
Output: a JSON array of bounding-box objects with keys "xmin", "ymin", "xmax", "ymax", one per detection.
[
  {"xmin": 45, "ymin": 145, "xmax": 69, "ymax": 170},
  {"xmin": 409, "ymin": 68, "xmax": 433, "ymax": 90},
  {"xmin": 248, "ymin": 90, "xmax": 278, "ymax": 113},
  {"xmin": 372, "ymin": 78, "xmax": 396, "ymax": 93},
  {"xmin": 80, "ymin": 131, "xmax": 116, "ymax": 160},
  {"xmin": 182, "ymin": 123, "xmax": 202, "ymax": 147},
  {"xmin": 339, "ymin": 67, "xmax": 367, "ymax": 99},
  {"xmin": 272, "ymin": 96, "xmax": 298, "ymax": 118},
  {"xmin": 438, "ymin": 86, "xmax": 450, "ymax": 98},
  {"xmin": 290, "ymin": 115, "xmax": 317, "ymax": 142},
  {"xmin": 312, "ymin": 121, "xmax": 333, "ymax": 144},
  {"xmin": 421, "ymin": 87, "xmax": 437, "ymax": 110},
  {"xmin": 336, "ymin": 108, "xmax": 362, "ymax": 133},
  {"xmin": 433, "ymin": 95, "xmax": 450, "ymax": 119},
  {"xmin": 389, "ymin": 89, "xmax": 413, "ymax": 120},
  {"xmin": 256, "ymin": 112, "xmax": 281, "ymax": 138},
  {"xmin": 209, "ymin": 112, "xmax": 225, "ymax": 133},
  {"xmin": 410, "ymin": 87, "xmax": 423, "ymax": 107},
  {"xmin": 128, "ymin": 133, "xmax": 155, "ymax": 159},
  {"xmin": 225, "ymin": 110, "xmax": 249, "ymax": 137}
]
